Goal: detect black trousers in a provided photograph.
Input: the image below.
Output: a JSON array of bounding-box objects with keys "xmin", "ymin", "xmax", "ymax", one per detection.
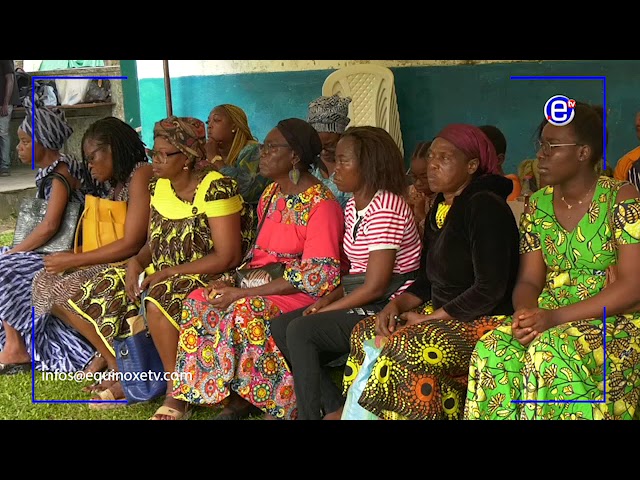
[{"xmin": 271, "ymin": 304, "xmax": 383, "ymax": 420}]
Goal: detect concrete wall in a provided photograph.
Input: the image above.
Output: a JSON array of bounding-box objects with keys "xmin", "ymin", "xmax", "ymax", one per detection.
[
  {"xmin": 135, "ymin": 60, "xmax": 639, "ymax": 174},
  {"xmin": 8, "ymin": 65, "xmax": 125, "ymax": 166}
]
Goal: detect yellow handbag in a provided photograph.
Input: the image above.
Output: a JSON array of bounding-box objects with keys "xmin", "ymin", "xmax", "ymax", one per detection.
[{"xmin": 74, "ymin": 194, "xmax": 128, "ymax": 253}]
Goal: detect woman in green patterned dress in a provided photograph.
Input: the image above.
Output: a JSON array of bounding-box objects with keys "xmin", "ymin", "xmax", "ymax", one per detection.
[{"xmin": 465, "ymin": 102, "xmax": 640, "ymax": 420}]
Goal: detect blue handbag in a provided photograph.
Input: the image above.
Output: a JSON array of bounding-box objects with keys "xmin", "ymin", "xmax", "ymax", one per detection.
[{"xmin": 113, "ymin": 292, "xmax": 166, "ymax": 404}]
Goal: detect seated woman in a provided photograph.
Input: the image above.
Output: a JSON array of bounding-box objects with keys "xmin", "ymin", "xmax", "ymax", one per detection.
[
  {"xmin": 171, "ymin": 118, "xmax": 344, "ymax": 420},
  {"xmin": 62, "ymin": 116, "xmax": 254, "ymax": 416},
  {"xmin": 0, "ymin": 99, "xmax": 96, "ymax": 374},
  {"xmin": 341, "ymin": 123, "xmax": 520, "ymax": 420},
  {"xmin": 30, "ymin": 116, "xmax": 153, "ymax": 373},
  {"xmin": 270, "ymin": 126, "xmax": 423, "ymax": 420},
  {"xmin": 406, "ymin": 140, "xmax": 435, "ymax": 238},
  {"xmin": 307, "ymin": 94, "xmax": 353, "ymax": 209},
  {"xmin": 202, "ymin": 103, "xmax": 269, "ymax": 207},
  {"xmin": 465, "ymin": 103, "xmax": 640, "ymax": 420}
]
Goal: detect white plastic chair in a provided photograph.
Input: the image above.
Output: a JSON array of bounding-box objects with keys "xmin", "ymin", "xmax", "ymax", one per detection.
[{"xmin": 322, "ymin": 64, "xmax": 404, "ymax": 156}]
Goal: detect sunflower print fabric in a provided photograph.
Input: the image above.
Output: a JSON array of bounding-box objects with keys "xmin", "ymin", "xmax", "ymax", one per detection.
[
  {"xmin": 343, "ymin": 302, "xmax": 506, "ymax": 420},
  {"xmin": 68, "ymin": 171, "xmax": 254, "ymax": 352},
  {"xmin": 464, "ymin": 176, "xmax": 640, "ymax": 420}
]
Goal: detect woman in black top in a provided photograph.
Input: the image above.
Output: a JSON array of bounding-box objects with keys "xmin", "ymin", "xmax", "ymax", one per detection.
[{"xmin": 338, "ymin": 123, "xmax": 520, "ymax": 420}]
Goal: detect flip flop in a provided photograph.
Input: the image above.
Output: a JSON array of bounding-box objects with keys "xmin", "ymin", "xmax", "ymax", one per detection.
[
  {"xmin": 149, "ymin": 405, "xmax": 193, "ymax": 420},
  {"xmin": 0, "ymin": 362, "xmax": 31, "ymax": 375}
]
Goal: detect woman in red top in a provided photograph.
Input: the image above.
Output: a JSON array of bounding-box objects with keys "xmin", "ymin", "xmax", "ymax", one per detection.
[{"xmin": 171, "ymin": 118, "xmax": 344, "ymax": 420}]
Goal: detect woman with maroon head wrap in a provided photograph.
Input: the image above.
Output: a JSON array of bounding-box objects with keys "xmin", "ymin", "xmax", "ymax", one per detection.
[{"xmin": 339, "ymin": 123, "xmax": 520, "ymax": 420}]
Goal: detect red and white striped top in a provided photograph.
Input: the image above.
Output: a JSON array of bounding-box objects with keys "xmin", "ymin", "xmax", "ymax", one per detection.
[{"xmin": 343, "ymin": 190, "xmax": 422, "ymax": 295}]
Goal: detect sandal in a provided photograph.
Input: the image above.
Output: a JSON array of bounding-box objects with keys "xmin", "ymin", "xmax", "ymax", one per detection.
[
  {"xmin": 88, "ymin": 382, "xmax": 128, "ymax": 410},
  {"xmin": 149, "ymin": 405, "xmax": 193, "ymax": 421},
  {"xmin": 81, "ymin": 368, "xmax": 117, "ymax": 393}
]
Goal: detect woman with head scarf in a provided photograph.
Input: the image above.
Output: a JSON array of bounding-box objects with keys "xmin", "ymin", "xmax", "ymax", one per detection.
[
  {"xmin": 30, "ymin": 115, "xmax": 154, "ymax": 373},
  {"xmin": 0, "ymin": 99, "xmax": 96, "ymax": 374},
  {"xmin": 337, "ymin": 123, "xmax": 521, "ymax": 420},
  {"xmin": 61, "ymin": 116, "xmax": 255, "ymax": 415},
  {"xmin": 465, "ymin": 103, "xmax": 640, "ymax": 420},
  {"xmin": 203, "ymin": 104, "xmax": 269, "ymax": 207},
  {"xmin": 169, "ymin": 118, "xmax": 345, "ymax": 420},
  {"xmin": 307, "ymin": 94, "xmax": 353, "ymax": 209}
]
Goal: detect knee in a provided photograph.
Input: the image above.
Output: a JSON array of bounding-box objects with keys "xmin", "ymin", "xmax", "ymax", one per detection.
[
  {"xmin": 269, "ymin": 315, "xmax": 288, "ymax": 347},
  {"xmin": 286, "ymin": 315, "xmax": 314, "ymax": 348}
]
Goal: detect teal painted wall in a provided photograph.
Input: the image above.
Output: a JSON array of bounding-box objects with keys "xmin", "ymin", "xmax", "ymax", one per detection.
[
  {"xmin": 120, "ymin": 60, "xmax": 142, "ymax": 130},
  {"xmin": 139, "ymin": 60, "xmax": 640, "ymax": 174}
]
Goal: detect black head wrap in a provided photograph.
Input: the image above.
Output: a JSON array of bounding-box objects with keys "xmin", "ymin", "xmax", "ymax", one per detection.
[{"xmin": 276, "ymin": 118, "xmax": 322, "ymax": 170}]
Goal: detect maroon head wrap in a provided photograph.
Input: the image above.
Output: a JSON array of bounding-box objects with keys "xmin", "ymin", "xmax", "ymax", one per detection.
[{"xmin": 435, "ymin": 124, "xmax": 499, "ymax": 175}]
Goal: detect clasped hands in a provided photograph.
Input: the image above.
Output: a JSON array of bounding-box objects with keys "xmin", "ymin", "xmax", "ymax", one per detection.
[
  {"xmin": 374, "ymin": 304, "xmax": 432, "ymax": 338},
  {"xmin": 512, "ymin": 307, "xmax": 556, "ymax": 346}
]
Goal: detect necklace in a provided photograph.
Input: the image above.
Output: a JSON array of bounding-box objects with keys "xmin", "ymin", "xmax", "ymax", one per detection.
[
  {"xmin": 435, "ymin": 202, "xmax": 451, "ymax": 229},
  {"xmin": 559, "ymin": 179, "xmax": 598, "ymax": 218}
]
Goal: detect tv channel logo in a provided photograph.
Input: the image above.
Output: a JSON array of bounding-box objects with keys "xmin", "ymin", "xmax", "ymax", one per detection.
[{"xmin": 544, "ymin": 95, "xmax": 576, "ymax": 126}]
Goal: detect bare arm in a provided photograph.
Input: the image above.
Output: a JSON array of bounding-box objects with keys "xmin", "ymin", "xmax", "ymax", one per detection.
[{"xmin": 512, "ymin": 250, "xmax": 547, "ymax": 311}]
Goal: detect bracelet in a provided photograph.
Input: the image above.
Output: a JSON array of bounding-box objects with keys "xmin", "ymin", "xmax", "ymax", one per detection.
[{"xmin": 210, "ymin": 155, "xmax": 223, "ymax": 163}]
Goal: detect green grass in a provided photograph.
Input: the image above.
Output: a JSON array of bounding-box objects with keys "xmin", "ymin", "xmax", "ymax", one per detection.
[
  {"xmin": 0, "ymin": 232, "xmax": 13, "ymax": 248},
  {"xmin": 0, "ymin": 371, "xmax": 272, "ymax": 420}
]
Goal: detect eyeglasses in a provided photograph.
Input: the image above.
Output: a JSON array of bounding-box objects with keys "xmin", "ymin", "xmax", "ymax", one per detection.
[
  {"xmin": 406, "ymin": 172, "xmax": 429, "ymax": 184},
  {"xmin": 147, "ymin": 148, "xmax": 183, "ymax": 164},
  {"xmin": 85, "ymin": 145, "xmax": 107, "ymax": 164},
  {"xmin": 535, "ymin": 140, "xmax": 583, "ymax": 155},
  {"xmin": 259, "ymin": 143, "xmax": 291, "ymax": 155}
]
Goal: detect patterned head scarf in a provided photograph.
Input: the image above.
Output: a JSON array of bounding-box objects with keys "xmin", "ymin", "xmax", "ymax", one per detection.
[
  {"xmin": 307, "ymin": 95, "xmax": 352, "ymax": 134},
  {"xmin": 435, "ymin": 123, "xmax": 500, "ymax": 175},
  {"xmin": 153, "ymin": 116, "xmax": 206, "ymax": 163},
  {"xmin": 216, "ymin": 104, "xmax": 257, "ymax": 166},
  {"xmin": 276, "ymin": 118, "xmax": 323, "ymax": 169},
  {"xmin": 20, "ymin": 98, "xmax": 73, "ymax": 151}
]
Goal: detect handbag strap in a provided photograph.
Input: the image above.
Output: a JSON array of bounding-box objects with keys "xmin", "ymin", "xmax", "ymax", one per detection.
[
  {"xmin": 241, "ymin": 187, "xmax": 278, "ymax": 265},
  {"xmin": 38, "ymin": 171, "xmax": 72, "ymax": 200}
]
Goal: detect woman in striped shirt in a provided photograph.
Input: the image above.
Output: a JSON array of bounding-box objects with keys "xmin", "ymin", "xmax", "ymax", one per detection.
[{"xmin": 271, "ymin": 126, "xmax": 422, "ymax": 420}]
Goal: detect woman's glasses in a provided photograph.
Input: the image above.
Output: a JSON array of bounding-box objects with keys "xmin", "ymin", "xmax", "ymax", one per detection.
[
  {"xmin": 85, "ymin": 145, "xmax": 107, "ymax": 164},
  {"xmin": 147, "ymin": 149, "xmax": 183, "ymax": 164},
  {"xmin": 259, "ymin": 143, "xmax": 291, "ymax": 155},
  {"xmin": 535, "ymin": 140, "xmax": 582, "ymax": 155}
]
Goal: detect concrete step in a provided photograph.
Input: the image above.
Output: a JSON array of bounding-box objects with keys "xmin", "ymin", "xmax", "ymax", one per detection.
[{"xmin": 0, "ymin": 164, "xmax": 37, "ymax": 222}]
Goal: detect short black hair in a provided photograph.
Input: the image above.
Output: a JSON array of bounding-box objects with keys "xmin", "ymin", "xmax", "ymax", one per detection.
[{"xmin": 478, "ymin": 125, "xmax": 507, "ymax": 156}]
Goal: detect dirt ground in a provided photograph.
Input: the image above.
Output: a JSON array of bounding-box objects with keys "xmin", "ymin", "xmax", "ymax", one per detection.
[{"xmin": 0, "ymin": 216, "xmax": 16, "ymax": 234}]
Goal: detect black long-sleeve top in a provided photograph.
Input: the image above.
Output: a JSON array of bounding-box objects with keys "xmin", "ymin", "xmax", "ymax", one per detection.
[{"xmin": 405, "ymin": 174, "xmax": 520, "ymax": 322}]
